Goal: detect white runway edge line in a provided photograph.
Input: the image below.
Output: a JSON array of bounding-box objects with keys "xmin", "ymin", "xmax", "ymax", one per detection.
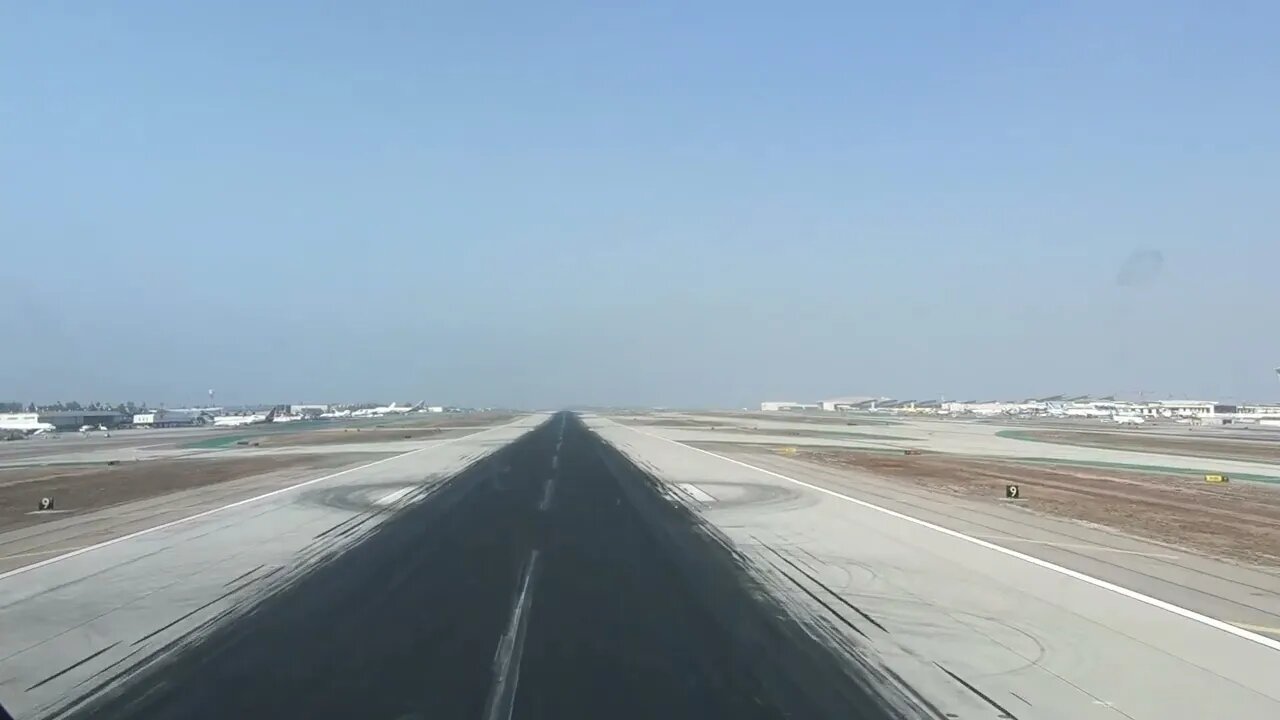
[
  {"xmin": 0, "ymin": 422, "xmax": 524, "ymax": 581},
  {"xmin": 619, "ymin": 423, "xmax": 1280, "ymax": 654}
]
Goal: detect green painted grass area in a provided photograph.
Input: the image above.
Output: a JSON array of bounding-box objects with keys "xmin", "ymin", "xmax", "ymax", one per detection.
[
  {"xmin": 1009, "ymin": 456, "xmax": 1280, "ymax": 483},
  {"xmin": 184, "ymin": 434, "xmax": 256, "ymax": 449},
  {"xmin": 994, "ymin": 429, "xmax": 1280, "ymax": 481},
  {"xmin": 995, "ymin": 429, "xmax": 1041, "ymax": 442}
]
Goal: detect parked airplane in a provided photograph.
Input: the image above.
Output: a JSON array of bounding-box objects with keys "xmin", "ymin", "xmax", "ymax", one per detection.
[
  {"xmin": 0, "ymin": 414, "xmax": 57, "ymax": 437},
  {"xmin": 353, "ymin": 402, "xmax": 424, "ymax": 418},
  {"xmin": 1064, "ymin": 404, "xmax": 1113, "ymax": 418},
  {"xmin": 213, "ymin": 407, "xmax": 277, "ymax": 427},
  {"xmin": 1113, "ymin": 414, "xmax": 1147, "ymax": 425}
]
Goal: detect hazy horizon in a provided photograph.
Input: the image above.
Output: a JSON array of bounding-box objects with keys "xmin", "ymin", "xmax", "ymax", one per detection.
[{"xmin": 4, "ymin": 3, "xmax": 1279, "ymax": 409}]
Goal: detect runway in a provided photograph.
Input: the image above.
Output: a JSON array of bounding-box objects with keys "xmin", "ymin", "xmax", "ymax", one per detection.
[
  {"xmin": 5, "ymin": 412, "xmax": 1278, "ymax": 719},
  {"xmin": 16, "ymin": 414, "xmax": 911, "ymax": 720}
]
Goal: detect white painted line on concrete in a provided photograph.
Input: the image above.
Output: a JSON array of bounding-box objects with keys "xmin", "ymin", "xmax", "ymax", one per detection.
[
  {"xmin": 0, "ymin": 422, "xmax": 523, "ymax": 581},
  {"xmin": 621, "ymin": 424, "xmax": 1280, "ymax": 653},
  {"xmin": 676, "ymin": 483, "xmax": 716, "ymax": 503},
  {"xmin": 485, "ymin": 549, "xmax": 539, "ymax": 720},
  {"xmin": 375, "ymin": 487, "xmax": 415, "ymax": 506},
  {"xmin": 538, "ymin": 477, "xmax": 556, "ymax": 512},
  {"xmin": 972, "ymin": 535, "xmax": 1181, "ymax": 559}
]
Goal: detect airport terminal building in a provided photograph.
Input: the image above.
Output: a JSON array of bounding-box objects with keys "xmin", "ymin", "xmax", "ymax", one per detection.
[{"xmin": 35, "ymin": 411, "xmax": 129, "ymax": 430}]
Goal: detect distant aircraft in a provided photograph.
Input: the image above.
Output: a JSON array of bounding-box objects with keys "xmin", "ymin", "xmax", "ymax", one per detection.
[
  {"xmin": 1112, "ymin": 414, "xmax": 1147, "ymax": 425},
  {"xmin": 0, "ymin": 414, "xmax": 57, "ymax": 437},
  {"xmin": 79, "ymin": 424, "xmax": 108, "ymax": 434},
  {"xmin": 213, "ymin": 407, "xmax": 277, "ymax": 427},
  {"xmin": 1064, "ymin": 404, "xmax": 1112, "ymax": 418},
  {"xmin": 353, "ymin": 401, "xmax": 424, "ymax": 418}
]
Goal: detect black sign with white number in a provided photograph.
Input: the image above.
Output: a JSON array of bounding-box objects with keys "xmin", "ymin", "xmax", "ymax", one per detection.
[
  {"xmin": 38, "ymin": 497, "xmax": 53, "ymax": 511},
  {"xmin": 1005, "ymin": 484, "xmax": 1019, "ymax": 499}
]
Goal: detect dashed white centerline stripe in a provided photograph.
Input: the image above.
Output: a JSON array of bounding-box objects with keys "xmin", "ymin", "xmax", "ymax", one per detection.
[
  {"xmin": 484, "ymin": 550, "xmax": 540, "ymax": 720},
  {"xmin": 617, "ymin": 421, "xmax": 1280, "ymax": 654},
  {"xmin": 539, "ymin": 477, "xmax": 556, "ymax": 512}
]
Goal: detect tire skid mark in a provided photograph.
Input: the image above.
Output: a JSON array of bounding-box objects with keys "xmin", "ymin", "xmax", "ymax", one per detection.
[{"xmin": 24, "ymin": 642, "xmax": 120, "ymax": 692}]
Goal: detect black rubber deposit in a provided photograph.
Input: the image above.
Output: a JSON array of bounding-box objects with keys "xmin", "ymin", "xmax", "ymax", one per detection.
[{"xmin": 58, "ymin": 413, "xmax": 908, "ymax": 720}]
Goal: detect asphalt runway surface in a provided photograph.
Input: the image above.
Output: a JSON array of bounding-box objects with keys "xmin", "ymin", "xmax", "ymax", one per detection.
[{"xmin": 47, "ymin": 413, "xmax": 904, "ymax": 720}]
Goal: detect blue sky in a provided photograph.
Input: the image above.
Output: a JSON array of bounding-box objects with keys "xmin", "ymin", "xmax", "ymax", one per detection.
[{"xmin": 3, "ymin": 1, "xmax": 1278, "ymax": 408}]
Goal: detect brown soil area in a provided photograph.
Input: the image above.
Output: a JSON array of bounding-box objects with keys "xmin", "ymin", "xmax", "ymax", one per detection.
[
  {"xmin": 0, "ymin": 453, "xmax": 382, "ymax": 531},
  {"xmin": 1019, "ymin": 430, "xmax": 1280, "ymax": 463},
  {"xmin": 799, "ymin": 448, "xmax": 1280, "ymax": 567}
]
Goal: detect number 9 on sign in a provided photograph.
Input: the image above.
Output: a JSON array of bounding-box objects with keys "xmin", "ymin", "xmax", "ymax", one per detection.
[
  {"xmin": 1005, "ymin": 484, "xmax": 1019, "ymax": 500},
  {"xmin": 39, "ymin": 497, "xmax": 53, "ymax": 511}
]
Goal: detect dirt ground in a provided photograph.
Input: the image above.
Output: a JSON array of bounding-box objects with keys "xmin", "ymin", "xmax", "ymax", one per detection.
[
  {"xmin": 1017, "ymin": 429, "xmax": 1280, "ymax": 463},
  {"xmin": 797, "ymin": 448, "xmax": 1280, "ymax": 567},
  {"xmin": 0, "ymin": 453, "xmax": 384, "ymax": 531}
]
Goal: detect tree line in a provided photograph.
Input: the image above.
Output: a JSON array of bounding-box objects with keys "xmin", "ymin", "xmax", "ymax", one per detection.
[{"xmin": 0, "ymin": 401, "xmax": 151, "ymax": 414}]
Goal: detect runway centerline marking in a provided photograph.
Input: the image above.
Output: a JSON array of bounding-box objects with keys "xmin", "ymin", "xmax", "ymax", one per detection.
[
  {"xmin": 619, "ymin": 423, "xmax": 1280, "ymax": 654},
  {"xmin": 0, "ymin": 422, "xmax": 526, "ymax": 581},
  {"xmin": 485, "ymin": 549, "xmax": 539, "ymax": 720},
  {"xmin": 538, "ymin": 477, "xmax": 556, "ymax": 512}
]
